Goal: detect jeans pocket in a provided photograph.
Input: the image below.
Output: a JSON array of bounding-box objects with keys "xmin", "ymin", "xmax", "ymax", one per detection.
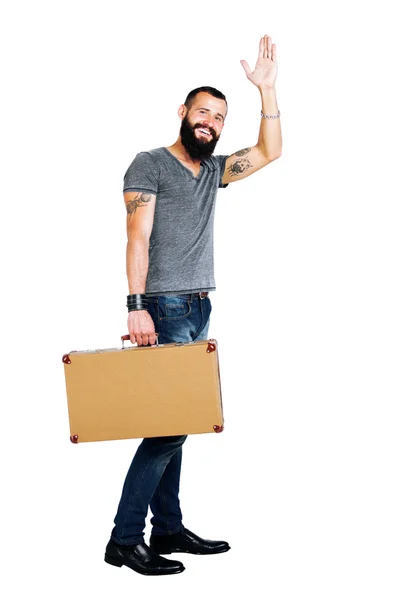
[{"xmin": 162, "ymin": 299, "xmax": 192, "ymax": 320}]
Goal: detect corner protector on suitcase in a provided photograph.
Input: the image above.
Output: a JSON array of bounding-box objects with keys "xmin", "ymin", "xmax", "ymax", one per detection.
[
  {"xmin": 213, "ymin": 425, "xmax": 224, "ymax": 433},
  {"xmin": 70, "ymin": 435, "xmax": 79, "ymax": 443},
  {"xmin": 62, "ymin": 354, "xmax": 71, "ymax": 364},
  {"xmin": 207, "ymin": 341, "xmax": 216, "ymax": 353}
]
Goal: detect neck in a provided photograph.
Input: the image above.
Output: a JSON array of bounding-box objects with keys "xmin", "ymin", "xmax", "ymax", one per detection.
[{"xmin": 166, "ymin": 139, "xmax": 201, "ymax": 165}]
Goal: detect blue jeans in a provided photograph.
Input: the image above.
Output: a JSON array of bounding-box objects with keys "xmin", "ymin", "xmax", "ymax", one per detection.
[{"xmin": 111, "ymin": 293, "xmax": 212, "ymax": 545}]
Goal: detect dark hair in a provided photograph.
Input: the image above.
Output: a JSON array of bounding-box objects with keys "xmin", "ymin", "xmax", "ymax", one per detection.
[{"xmin": 184, "ymin": 86, "xmax": 228, "ymax": 111}]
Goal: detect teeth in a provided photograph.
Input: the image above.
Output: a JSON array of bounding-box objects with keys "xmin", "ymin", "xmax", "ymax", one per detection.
[{"xmin": 200, "ymin": 129, "xmax": 210, "ymax": 135}]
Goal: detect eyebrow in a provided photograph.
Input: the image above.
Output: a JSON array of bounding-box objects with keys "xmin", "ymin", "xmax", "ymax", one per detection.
[{"xmin": 197, "ymin": 107, "xmax": 225, "ymax": 121}]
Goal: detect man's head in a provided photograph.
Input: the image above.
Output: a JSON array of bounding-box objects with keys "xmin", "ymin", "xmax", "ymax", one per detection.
[{"xmin": 178, "ymin": 87, "xmax": 228, "ymax": 160}]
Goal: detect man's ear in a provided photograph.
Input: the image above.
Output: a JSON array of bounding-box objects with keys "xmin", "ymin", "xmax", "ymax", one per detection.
[{"xmin": 177, "ymin": 104, "xmax": 187, "ymax": 120}]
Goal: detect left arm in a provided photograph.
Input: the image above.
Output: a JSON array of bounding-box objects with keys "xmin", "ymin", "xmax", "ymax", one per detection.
[{"xmin": 221, "ymin": 34, "xmax": 282, "ymax": 185}]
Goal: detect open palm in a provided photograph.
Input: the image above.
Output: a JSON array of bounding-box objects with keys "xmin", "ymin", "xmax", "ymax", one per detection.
[{"xmin": 241, "ymin": 34, "xmax": 278, "ymax": 89}]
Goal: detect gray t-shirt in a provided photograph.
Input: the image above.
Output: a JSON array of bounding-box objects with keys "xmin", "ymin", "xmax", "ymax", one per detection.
[{"xmin": 123, "ymin": 147, "xmax": 229, "ymax": 295}]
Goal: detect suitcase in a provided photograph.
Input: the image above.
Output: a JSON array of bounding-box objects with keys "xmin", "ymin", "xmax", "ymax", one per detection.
[{"xmin": 62, "ymin": 335, "xmax": 224, "ymax": 443}]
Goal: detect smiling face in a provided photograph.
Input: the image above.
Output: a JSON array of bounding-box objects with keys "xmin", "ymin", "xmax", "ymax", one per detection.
[{"xmin": 178, "ymin": 92, "xmax": 227, "ymax": 160}]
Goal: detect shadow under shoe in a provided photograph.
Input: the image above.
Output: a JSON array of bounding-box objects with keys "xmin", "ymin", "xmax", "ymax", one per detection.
[
  {"xmin": 104, "ymin": 539, "xmax": 185, "ymax": 576},
  {"xmin": 149, "ymin": 527, "xmax": 231, "ymax": 555}
]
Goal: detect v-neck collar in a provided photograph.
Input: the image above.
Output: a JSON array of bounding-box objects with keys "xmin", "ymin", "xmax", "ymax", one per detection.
[{"xmin": 162, "ymin": 147, "xmax": 204, "ymax": 180}]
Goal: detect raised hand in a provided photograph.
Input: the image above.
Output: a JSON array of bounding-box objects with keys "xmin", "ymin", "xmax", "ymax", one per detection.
[{"xmin": 240, "ymin": 34, "xmax": 278, "ymax": 89}]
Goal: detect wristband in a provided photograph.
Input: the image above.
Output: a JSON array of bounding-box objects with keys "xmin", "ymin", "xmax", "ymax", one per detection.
[{"xmin": 127, "ymin": 293, "xmax": 148, "ymax": 312}]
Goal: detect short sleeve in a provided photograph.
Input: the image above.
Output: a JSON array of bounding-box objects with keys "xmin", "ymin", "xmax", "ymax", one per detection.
[
  {"xmin": 123, "ymin": 152, "xmax": 159, "ymax": 194},
  {"xmin": 213, "ymin": 154, "xmax": 230, "ymax": 188}
]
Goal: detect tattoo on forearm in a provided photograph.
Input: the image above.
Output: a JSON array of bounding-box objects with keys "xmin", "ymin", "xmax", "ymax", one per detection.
[
  {"xmin": 234, "ymin": 148, "xmax": 251, "ymax": 157},
  {"xmin": 227, "ymin": 157, "xmax": 253, "ymax": 176},
  {"xmin": 125, "ymin": 193, "xmax": 154, "ymax": 218}
]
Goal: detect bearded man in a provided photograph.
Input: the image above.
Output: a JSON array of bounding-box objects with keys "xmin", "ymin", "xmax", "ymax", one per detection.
[{"xmin": 105, "ymin": 34, "xmax": 282, "ymax": 576}]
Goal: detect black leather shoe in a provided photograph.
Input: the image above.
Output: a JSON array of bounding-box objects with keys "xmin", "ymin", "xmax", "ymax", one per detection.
[
  {"xmin": 149, "ymin": 527, "xmax": 231, "ymax": 555},
  {"xmin": 104, "ymin": 539, "xmax": 185, "ymax": 576}
]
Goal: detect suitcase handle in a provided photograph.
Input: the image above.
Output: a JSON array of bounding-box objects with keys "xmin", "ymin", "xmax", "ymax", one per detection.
[{"xmin": 121, "ymin": 333, "xmax": 159, "ymax": 349}]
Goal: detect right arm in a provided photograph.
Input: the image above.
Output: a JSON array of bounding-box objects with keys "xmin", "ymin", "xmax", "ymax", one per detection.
[{"xmin": 124, "ymin": 191, "xmax": 157, "ymax": 346}]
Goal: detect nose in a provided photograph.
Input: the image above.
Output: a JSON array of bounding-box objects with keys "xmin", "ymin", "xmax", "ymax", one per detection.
[{"xmin": 201, "ymin": 117, "xmax": 216, "ymax": 132}]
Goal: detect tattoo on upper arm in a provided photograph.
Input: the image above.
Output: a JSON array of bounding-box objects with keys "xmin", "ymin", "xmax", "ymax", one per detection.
[
  {"xmin": 227, "ymin": 148, "xmax": 253, "ymax": 176},
  {"xmin": 234, "ymin": 148, "xmax": 251, "ymax": 157},
  {"xmin": 227, "ymin": 157, "xmax": 253, "ymax": 176},
  {"xmin": 125, "ymin": 193, "xmax": 154, "ymax": 218}
]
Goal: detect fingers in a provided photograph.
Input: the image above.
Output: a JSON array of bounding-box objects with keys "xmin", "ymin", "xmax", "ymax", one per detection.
[
  {"xmin": 240, "ymin": 59, "xmax": 251, "ymax": 77},
  {"xmin": 263, "ymin": 34, "xmax": 270, "ymax": 59},
  {"xmin": 128, "ymin": 332, "xmax": 158, "ymax": 346},
  {"xmin": 129, "ymin": 328, "xmax": 156, "ymax": 347},
  {"xmin": 267, "ymin": 35, "xmax": 272, "ymax": 59},
  {"xmin": 149, "ymin": 332, "xmax": 158, "ymax": 346},
  {"xmin": 258, "ymin": 36, "xmax": 264, "ymax": 59},
  {"xmin": 261, "ymin": 34, "xmax": 274, "ymax": 60},
  {"xmin": 133, "ymin": 333, "xmax": 149, "ymax": 346}
]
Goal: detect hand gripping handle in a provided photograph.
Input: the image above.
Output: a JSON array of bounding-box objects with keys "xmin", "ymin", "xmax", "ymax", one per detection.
[{"xmin": 121, "ymin": 333, "xmax": 159, "ymax": 349}]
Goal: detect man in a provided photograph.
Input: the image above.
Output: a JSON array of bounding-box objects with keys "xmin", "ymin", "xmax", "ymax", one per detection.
[{"xmin": 105, "ymin": 34, "xmax": 282, "ymax": 576}]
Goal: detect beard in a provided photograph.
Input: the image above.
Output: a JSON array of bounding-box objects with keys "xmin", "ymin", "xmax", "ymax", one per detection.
[{"xmin": 179, "ymin": 115, "xmax": 220, "ymax": 160}]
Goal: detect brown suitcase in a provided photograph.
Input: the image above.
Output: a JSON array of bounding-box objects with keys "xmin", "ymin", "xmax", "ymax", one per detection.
[{"xmin": 62, "ymin": 336, "xmax": 224, "ymax": 443}]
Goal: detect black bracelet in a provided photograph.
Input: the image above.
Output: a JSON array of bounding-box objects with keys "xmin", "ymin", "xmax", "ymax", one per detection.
[
  {"xmin": 127, "ymin": 293, "xmax": 148, "ymax": 312},
  {"xmin": 127, "ymin": 293, "xmax": 147, "ymax": 301}
]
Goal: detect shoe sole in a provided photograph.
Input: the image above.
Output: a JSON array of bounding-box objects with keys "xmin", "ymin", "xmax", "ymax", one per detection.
[
  {"xmin": 150, "ymin": 546, "xmax": 231, "ymax": 556},
  {"xmin": 104, "ymin": 554, "xmax": 185, "ymax": 576}
]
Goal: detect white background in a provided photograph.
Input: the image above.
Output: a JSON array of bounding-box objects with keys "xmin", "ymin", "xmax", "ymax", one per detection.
[{"xmin": 1, "ymin": 0, "xmax": 399, "ymax": 598}]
